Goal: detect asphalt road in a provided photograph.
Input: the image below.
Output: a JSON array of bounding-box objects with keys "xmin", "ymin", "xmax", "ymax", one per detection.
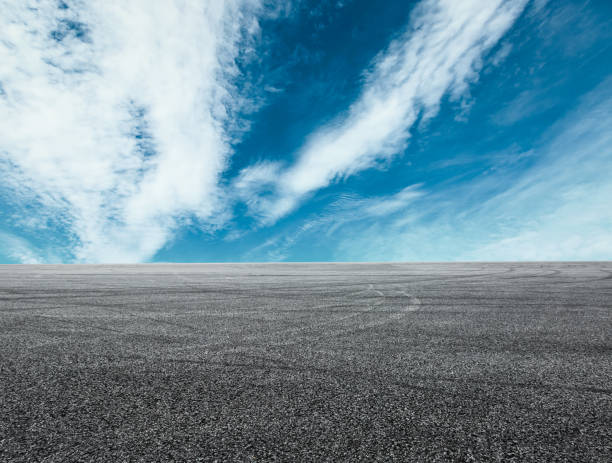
[{"xmin": 1, "ymin": 263, "xmax": 611, "ymax": 462}]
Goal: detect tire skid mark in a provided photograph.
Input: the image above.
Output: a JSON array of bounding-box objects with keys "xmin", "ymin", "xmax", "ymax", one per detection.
[{"xmin": 266, "ymin": 285, "xmax": 422, "ymax": 347}]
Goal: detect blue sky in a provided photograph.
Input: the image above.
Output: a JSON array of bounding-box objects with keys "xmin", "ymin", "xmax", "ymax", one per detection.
[{"xmin": 1, "ymin": 0, "xmax": 611, "ymax": 263}]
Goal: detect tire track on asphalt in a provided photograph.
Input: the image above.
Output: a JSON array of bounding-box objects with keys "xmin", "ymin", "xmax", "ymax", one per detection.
[{"xmin": 263, "ymin": 284, "xmax": 422, "ymax": 348}]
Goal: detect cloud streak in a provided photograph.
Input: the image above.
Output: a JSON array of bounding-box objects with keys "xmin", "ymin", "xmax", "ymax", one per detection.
[
  {"xmin": 336, "ymin": 77, "xmax": 612, "ymax": 261},
  {"xmin": 245, "ymin": 184, "xmax": 424, "ymax": 261},
  {"xmin": 240, "ymin": 0, "xmax": 529, "ymax": 222},
  {"xmin": 0, "ymin": 0, "xmax": 261, "ymax": 262},
  {"xmin": 240, "ymin": 73, "xmax": 612, "ymax": 263},
  {"xmin": 0, "ymin": 231, "xmax": 43, "ymax": 264}
]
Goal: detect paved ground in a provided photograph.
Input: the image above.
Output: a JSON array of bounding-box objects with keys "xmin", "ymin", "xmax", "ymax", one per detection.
[{"xmin": 0, "ymin": 263, "xmax": 611, "ymax": 462}]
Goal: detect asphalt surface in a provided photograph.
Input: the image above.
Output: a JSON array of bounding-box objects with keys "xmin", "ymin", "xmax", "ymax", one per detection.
[{"xmin": 0, "ymin": 262, "xmax": 611, "ymax": 462}]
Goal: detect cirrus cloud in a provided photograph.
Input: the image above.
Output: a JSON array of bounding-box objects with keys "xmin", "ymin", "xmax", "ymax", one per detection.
[{"xmin": 239, "ymin": 0, "xmax": 529, "ymax": 223}]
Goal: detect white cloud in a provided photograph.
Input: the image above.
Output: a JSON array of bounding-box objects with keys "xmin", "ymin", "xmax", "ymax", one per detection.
[
  {"xmin": 0, "ymin": 231, "xmax": 43, "ymax": 264},
  {"xmin": 492, "ymin": 89, "xmax": 557, "ymax": 126},
  {"xmin": 240, "ymin": 0, "xmax": 528, "ymax": 222},
  {"xmin": 244, "ymin": 184, "xmax": 424, "ymax": 261},
  {"xmin": 0, "ymin": 0, "xmax": 262, "ymax": 262},
  {"xmin": 334, "ymin": 78, "xmax": 612, "ymax": 261},
  {"xmin": 359, "ymin": 186, "xmax": 424, "ymax": 217},
  {"xmin": 240, "ymin": 77, "xmax": 612, "ymax": 262}
]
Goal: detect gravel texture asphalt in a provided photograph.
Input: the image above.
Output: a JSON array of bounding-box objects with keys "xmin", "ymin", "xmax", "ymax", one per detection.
[{"xmin": 0, "ymin": 262, "xmax": 611, "ymax": 462}]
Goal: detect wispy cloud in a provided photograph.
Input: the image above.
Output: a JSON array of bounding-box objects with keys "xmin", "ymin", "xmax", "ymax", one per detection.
[
  {"xmin": 492, "ymin": 89, "xmax": 557, "ymax": 126},
  {"xmin": 240, "ymin": 0, "xmax": 529, "ymax": 222},
  {"xmin": 335, "ymin": 77, "xmax": 612, "ymax": 261},
  {"xmin": 245, "ymin": 184, "xmax": 424, "ymax": 261},
  {"xmin": 241, "ymin": 75, "xmax": 612, "ymax": 262},
  {"xmin": 0, "ymin": 231, "xmax": 43, "ymax": 264},
  {"xmin": 0, "ymin": 0, "xmax": 262, "ymax": 263}
]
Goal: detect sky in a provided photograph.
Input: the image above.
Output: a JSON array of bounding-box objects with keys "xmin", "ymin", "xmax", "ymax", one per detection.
[{"xmin": 0, "ymin": 0, "xmax": 611, "ymax": 264}]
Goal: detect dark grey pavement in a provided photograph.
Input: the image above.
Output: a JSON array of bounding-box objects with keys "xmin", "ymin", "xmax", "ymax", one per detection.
[{"xmin": 1, "ymin": 263, "xmax": 611, "ymax": 461}]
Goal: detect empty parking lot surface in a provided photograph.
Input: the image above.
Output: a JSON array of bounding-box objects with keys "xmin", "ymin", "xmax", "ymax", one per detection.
[{"xmin": 1, "ymin": 263, "xmax": 611, "ymax": 461}]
